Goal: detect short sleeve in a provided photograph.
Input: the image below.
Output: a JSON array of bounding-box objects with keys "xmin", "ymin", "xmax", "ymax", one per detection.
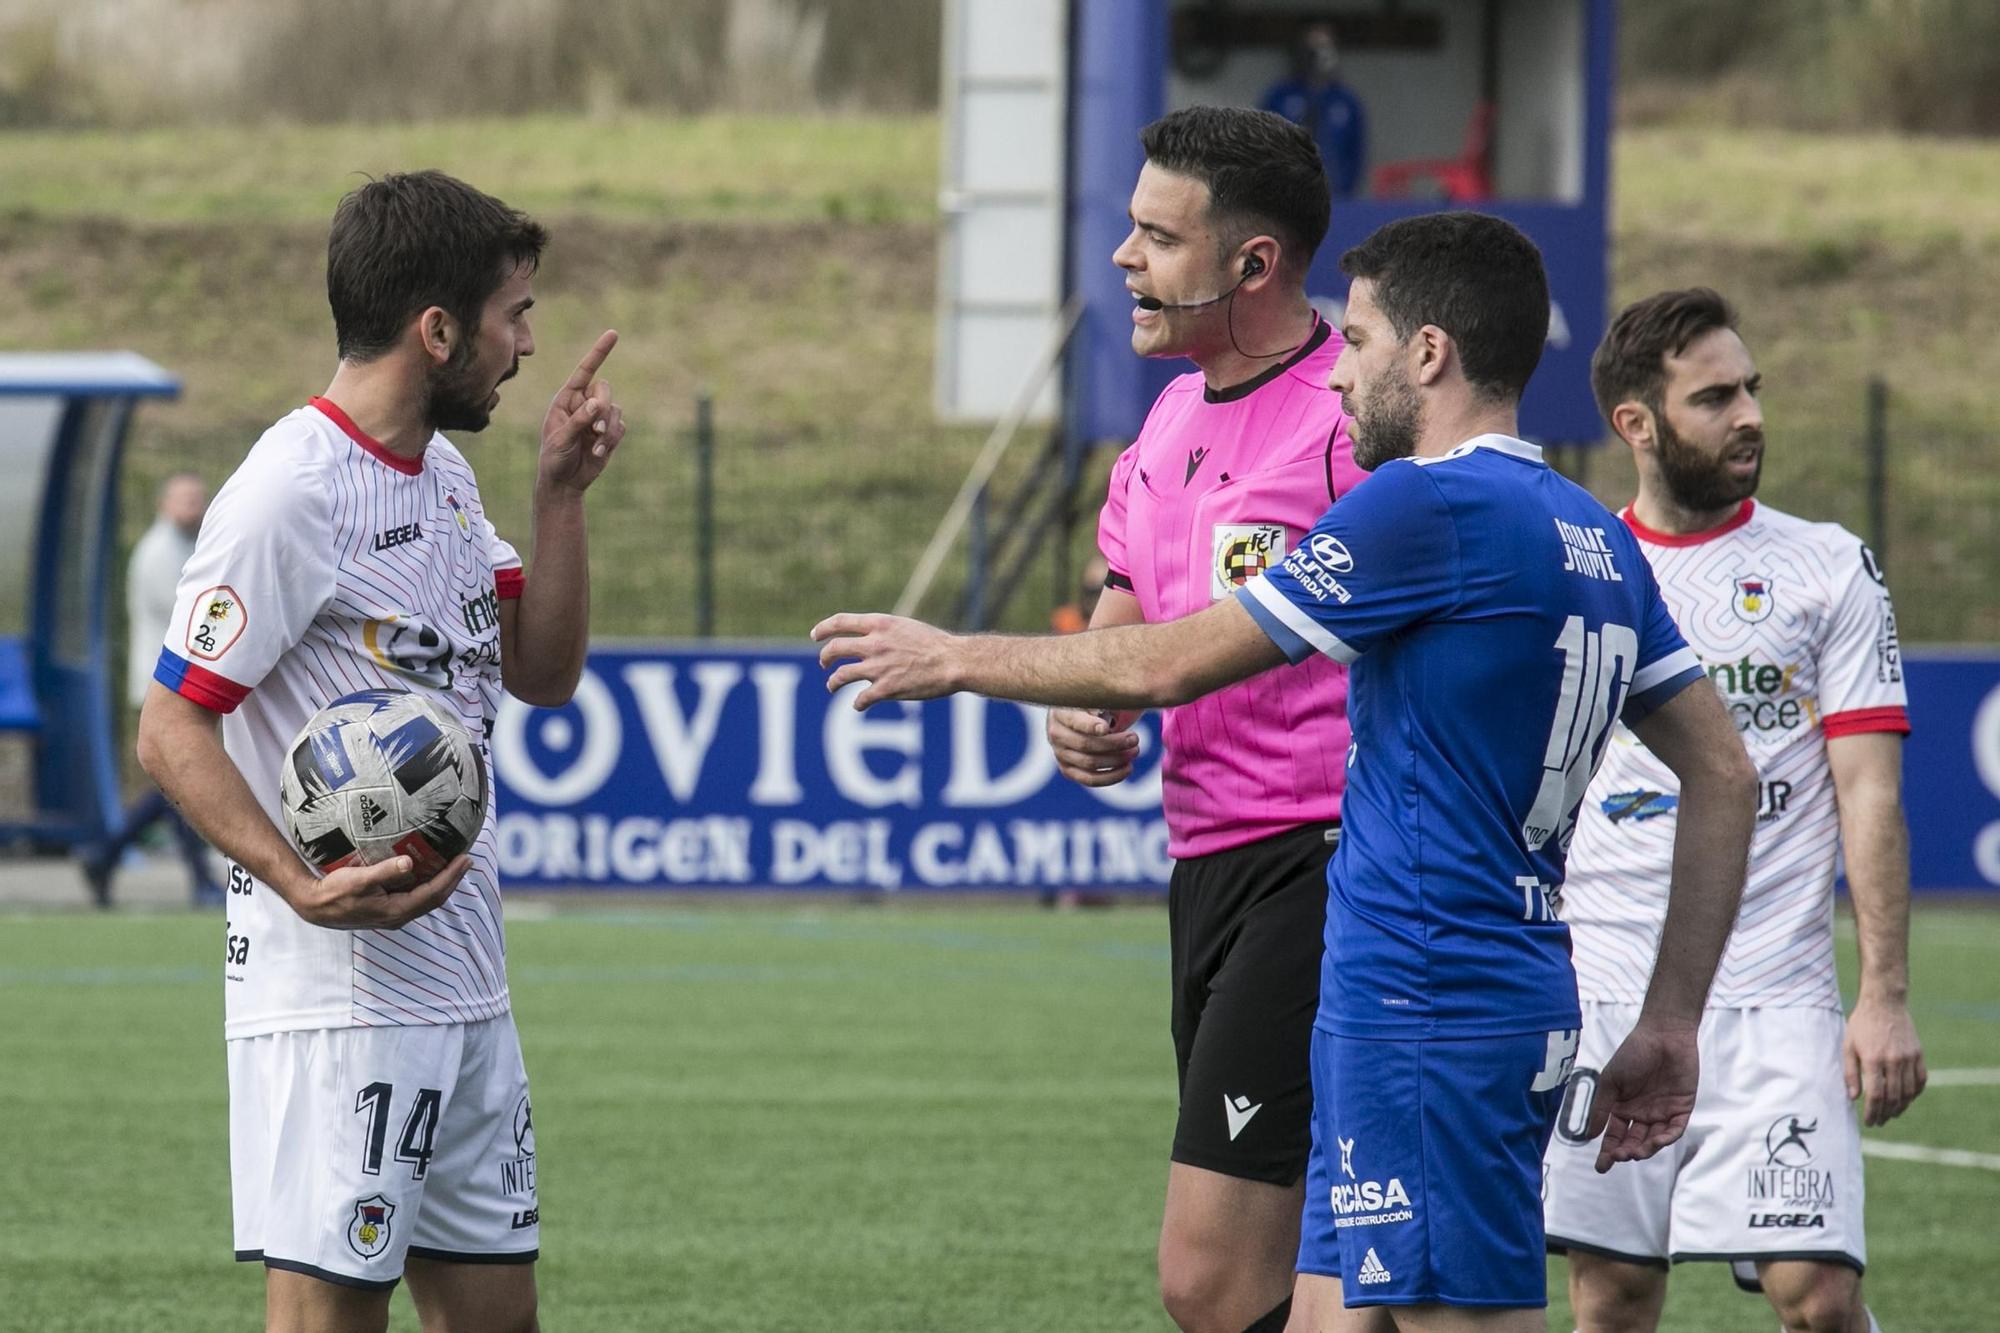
[
  {"xmin": 1817, "ymin": 537, "xmax": 1910, "ymax": 737},
  {"xmin": 485, "ymin": 514, "xmax": 523, "ymax": 601},
  {"xmin": 152, "ymin": 460, "xmax": 335, "ymax": 714},
  {"xmin": 1097, "ymin": 442, "xmax": 1139, "ymax": 591},
  {"xmin": 1621, "ymin": 560, "xmax": 1705, "ymax": 725},
  {"xmin": 1234, "ymin": 458, "xmax": 1459, "ymax": 665}
]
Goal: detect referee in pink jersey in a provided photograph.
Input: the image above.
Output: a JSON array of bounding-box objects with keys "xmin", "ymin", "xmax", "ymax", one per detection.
[{"xmin": 1049, "ymin": 106, "xmax": 1364, "ymax": 1333}]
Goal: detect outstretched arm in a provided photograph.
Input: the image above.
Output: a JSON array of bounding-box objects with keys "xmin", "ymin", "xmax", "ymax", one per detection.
[
  {"xmin": 1588, "ymin": 679, "xmax": 1757, "ymax": 1171},
  {"xmin": 813, "ymin": 596, "xmax": 1287, "ymax": 711}
]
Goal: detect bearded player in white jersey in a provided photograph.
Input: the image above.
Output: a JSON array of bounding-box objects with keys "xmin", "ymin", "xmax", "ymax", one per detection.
[
  {"xmin": 137, "ymin": 171, "xmax": 624, "ymax": 1333},
  {"xmin": 1543, "ymin": 288, "xmax": 1926, "ymax": 1333}
]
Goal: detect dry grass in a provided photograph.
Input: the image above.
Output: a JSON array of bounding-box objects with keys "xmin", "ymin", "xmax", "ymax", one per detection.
[{"xmin": 2, "ymin": 116, "xmax": 1995, "ymax": 639}]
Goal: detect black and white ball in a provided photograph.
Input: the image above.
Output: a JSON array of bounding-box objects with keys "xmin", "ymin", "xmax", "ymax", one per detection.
[{"xmin": 279, "ymin": 688, "xmax": 488, "ymax": 877}]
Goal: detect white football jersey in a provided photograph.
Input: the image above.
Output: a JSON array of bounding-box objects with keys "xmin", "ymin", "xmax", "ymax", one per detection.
[
  {"xmin": 1563, "ymin": 500, "xmax": 1909, "ymax": 1010},
  {"xmin": 156, "ymin": 398, "xmax": 524, "ymax": 1039}
]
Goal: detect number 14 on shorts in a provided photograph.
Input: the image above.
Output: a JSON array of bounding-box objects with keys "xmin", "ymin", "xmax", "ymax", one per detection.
[{"xmin": 356, "ymin": 1082, "xmax": 444, "ymax": 1180}]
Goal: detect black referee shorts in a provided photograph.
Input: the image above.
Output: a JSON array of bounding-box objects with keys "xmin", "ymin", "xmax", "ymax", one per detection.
[{"xmin": 1168, "ymin": 820, "xmax": 1337, "ymax": 1186}]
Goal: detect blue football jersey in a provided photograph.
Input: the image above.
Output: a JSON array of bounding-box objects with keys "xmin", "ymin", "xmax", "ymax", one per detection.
[{"xmin": 1237, "ymin": 435, "xmax": 1704, "ymax": 1038}]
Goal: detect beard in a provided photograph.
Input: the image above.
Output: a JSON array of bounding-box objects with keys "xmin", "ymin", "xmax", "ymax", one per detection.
[
  {"xmin": 1349, "ymin": 360, "xmax": 1423, "ymax": 471},
  {"xmin": 426, "ymin": 344, "xmax": 515, "ymax": 434},
  {"xmin": 1655, "ymin": 413, "xmax": 1762, "ymax": 512}
]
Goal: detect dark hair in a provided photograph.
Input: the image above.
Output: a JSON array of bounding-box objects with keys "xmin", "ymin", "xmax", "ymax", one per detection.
[
  {"xmin": 327, "ymin": 170, "xmax": 548, "ymax": 361},
  {"xmin": 1338, "ymin": 212, "xmax": 1549, "ymax": 401},
  {"xmin": 1139, "ymin": 105, "xmax": 1330, "ymax": 270},
  {"xmin": 1591, "ymin": 287, "xmax": 1739, "ymax": 423}
]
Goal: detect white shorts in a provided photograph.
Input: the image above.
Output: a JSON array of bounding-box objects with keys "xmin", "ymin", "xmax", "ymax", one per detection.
[
  {"xmin": 1543, "ymin": 1002, "xmax": 1865, "ymax": 1281},
  {"xmin": 229, "ymin": 1013, "xmax": 539, "ymax": 1289}
]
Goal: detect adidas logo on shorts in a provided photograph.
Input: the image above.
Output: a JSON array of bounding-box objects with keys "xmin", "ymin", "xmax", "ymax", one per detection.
[{"xmin": 1357, "ymin": 1247, "xmax": 1393, "ymax": 1285}]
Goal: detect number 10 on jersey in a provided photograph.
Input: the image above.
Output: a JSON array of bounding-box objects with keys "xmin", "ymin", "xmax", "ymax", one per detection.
[{"xmin": 1524, "ymin": 616, "xmax": 1639, "ymax": 854}]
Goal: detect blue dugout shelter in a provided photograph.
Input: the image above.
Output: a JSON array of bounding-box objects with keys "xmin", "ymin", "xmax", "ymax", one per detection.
[
  {"xmin": 0, "ymin": 353, "xmax": 180, "ymax": 881},
  {"xmin": 1065, "ymin": 0, "xmax": 1616, "ymax": 448}
]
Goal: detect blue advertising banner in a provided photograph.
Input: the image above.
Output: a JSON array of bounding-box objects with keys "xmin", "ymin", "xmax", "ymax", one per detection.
[
  {"xmin": 1901, "ymin": 654, "xmax": 2000, "ymax": 892},
  {"xmin": 491, "ymin": 645, "xmax": 2000, "ymax": 893},
  {"xmin": 490, "ymin": 645, "xmax": 1171, "ymax": 890}
]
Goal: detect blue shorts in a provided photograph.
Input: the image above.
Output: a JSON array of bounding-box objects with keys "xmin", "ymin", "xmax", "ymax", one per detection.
[{"xmin": 1297, "ymin": 1025, "xmax": 1573, "ymax": 1308}]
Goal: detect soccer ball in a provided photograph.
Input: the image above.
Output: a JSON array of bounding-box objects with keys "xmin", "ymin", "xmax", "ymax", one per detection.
[{"xmin": 278, "ymin": 688, "xmax": 489, "ymax": 877}]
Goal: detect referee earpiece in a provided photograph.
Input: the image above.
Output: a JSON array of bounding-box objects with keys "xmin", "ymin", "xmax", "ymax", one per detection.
[{"xmin": 1242, "ymin": 255, "xmax": 1265, "ymax": 280}]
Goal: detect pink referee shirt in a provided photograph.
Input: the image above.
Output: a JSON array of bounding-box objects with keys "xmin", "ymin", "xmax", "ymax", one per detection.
[{"xmin": 1098, "ymin": 317, "xmax": 1366, "ymax": 858}]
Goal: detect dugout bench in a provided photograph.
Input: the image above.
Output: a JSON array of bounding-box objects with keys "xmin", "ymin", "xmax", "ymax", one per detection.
[{"xmin": 0, "ymin": 353, "xmax": 183, "ymax": 899}]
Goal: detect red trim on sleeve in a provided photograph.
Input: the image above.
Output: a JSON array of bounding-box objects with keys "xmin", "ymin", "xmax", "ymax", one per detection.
[
  {"xmin": 169, "ymin": 659, "xmax": 251, "ymax": 714},
  {"xmin": 1822, "ymin": 705, "xmax": 1911, "ymax": 738},
  {"xmin": 309, "ymin": 397, "xmax": 425, "ymax": 476},
  {"xmin": 1620, "ymin": 499, "xmax": 1756, "ymax": 547},
  {"xmin": 495, "ymin": 566, "xmax": 525, "ymax": 601}
]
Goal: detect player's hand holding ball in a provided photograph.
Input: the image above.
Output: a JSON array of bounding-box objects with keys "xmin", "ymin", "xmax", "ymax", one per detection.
[
  {"xmin": 540, "ymin": 329, "xmax": 625, "ymax": 492},
  {"xmin": 298, "ymin": 853, "xmax": 473, "ymax": 930},
  {"xmin": 1048, "ymin": 708, "xmax": 1142, "ymax": 786}
]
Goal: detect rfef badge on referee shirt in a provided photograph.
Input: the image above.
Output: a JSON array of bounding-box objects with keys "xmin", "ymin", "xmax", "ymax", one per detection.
[{"xmin": 1212, "ymin": 524, "xmax": 1287, "ymax": 600}]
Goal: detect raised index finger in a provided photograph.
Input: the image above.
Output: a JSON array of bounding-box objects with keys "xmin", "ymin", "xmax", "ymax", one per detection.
[{"xmin": 565, "ymin": 330, "xmax": 619, "ymax": 393}]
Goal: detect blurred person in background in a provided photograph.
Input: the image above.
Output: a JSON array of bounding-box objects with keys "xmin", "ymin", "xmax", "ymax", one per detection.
[
  {"xmin": 129, "ymin": 472, "xmax": 208, "ymax": 707},
  {"xmin": 1046, "ymin": 105, "xmax": 1364, "ymax": 1333},
  {"xmin": 1544, "ymin": 288, "xmax": 1924, "ymax": 1333},
  {"xmin": 85, "ymin": 472, "xmax": 220, "ymax": 905},
  {"xmin": 1261, "ymin": 23, "xmax": 1367, "ymax": 200},
  {"xmin": 1049, "ymin": 553, "xmax": 1111, "ymax": 635}
]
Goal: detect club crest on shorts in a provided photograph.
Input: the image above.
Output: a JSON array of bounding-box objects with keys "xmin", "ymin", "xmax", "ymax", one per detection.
[
  {"xmin": 1732, "ymin": 575, "xmax": 1775, "ymax": 623},
  {"xmin": 1211, "ymin": 524, "xmax": 1286, "ymax": 599},
  {"xmin": 347, "ymin": 1194, "xmax": 396, "ymax": 1260}
]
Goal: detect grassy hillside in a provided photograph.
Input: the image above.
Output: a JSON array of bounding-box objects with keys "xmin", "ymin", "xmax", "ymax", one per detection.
[
  {"xmin": 1, "ymin": 115, "xmax": 1994, "ymax": 638},
  {"xmin": 1605, "ymin": 128, "xmax": 2000, "ymax": 641}
]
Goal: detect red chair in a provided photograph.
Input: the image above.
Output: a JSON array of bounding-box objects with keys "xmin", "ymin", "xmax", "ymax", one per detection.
[{"xmin": 1370, "ymin": 99, "xmax": 1496, "ymax": 202}]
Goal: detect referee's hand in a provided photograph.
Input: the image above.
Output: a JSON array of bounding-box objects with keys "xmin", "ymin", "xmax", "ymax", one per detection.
[
  {"xmin": 1048, "ymin": 708, "xmax": 1140, "ymax": 787},
  {"xmin": 289, "ymin": 854, "xmax": 472, "ymax": 930}
]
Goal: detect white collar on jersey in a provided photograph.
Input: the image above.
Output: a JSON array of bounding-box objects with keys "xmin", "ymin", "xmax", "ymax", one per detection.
[{"xmin": 1415, "ymin": 432, "xmax": 1545, "ymax": 466}]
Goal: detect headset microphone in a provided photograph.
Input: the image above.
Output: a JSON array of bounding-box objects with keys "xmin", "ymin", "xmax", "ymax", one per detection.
[
  {"xmin": 1134, "ymin": 255, "xmax": 1264, "ymax": 313},
  {"xmin": 1134, "ymin": 290, "xmax": 1223, "ymax": 313}
]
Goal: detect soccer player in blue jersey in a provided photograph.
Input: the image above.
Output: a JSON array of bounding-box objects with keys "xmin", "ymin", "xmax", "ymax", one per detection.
[{"xmin": 815, "ymin": 212, "xmax": 1757, "ymax": 1331}]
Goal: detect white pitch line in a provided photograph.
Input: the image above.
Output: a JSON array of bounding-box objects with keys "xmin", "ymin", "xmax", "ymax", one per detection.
[
  {"xmin": 1862, "ymin": 1140, "xmax": 2000, "ymax": 1172},
  {"xmin": 1924, "ymin": 1068, "xmax": 2000, "ymax": 1087}
]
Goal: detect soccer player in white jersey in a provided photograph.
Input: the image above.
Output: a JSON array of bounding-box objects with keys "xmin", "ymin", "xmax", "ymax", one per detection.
[
  {"xmin": 1544, "ymin": 288, "xmax": 1926, "ymax": 1333},
  {"xmin": 136, "ymin": 171, "xmax": 625, "ymax": 1333}
]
